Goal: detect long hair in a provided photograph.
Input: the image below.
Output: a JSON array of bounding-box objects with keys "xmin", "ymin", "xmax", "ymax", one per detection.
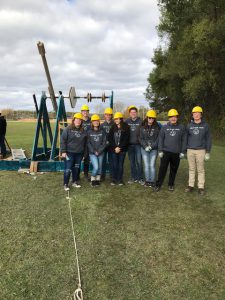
[
  {"xmin": 142, "ymin": 117, "xmax": 157, "ymax": 129},
  {"xmin": 69, "ymin": 118, "xmax": 83, "ymax": 130},
  {"xmin": 91, "ymin": 121, "xmax": 100, "ymax": 130},
  {"xmin": 111, "ymin": 119, "xmax": 127, "ymax": 131}
]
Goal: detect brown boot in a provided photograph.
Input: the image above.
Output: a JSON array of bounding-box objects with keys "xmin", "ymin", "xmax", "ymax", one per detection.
[
  {"xmin": 198, "ymin": 188, "xmax": 205, "ymax": 196},
  {"xmin": 185, "ymin": 186, "xmax": 194, "ymax": 193}
]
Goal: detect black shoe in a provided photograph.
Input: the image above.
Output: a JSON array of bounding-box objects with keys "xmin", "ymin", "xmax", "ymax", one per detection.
[
  {"xmin": 154, "ymin": 185, "xmax": 160, "ymax": 192},
  {"xmin": 144, "ymin": 182, "xmax": 151, "ymax": 187},
  {"xmin": 91, "ymin": 181, "xmax": 96, "ymax": 187},
  {"xmin": 168, "ymin": 185, "xmax": 174, "ymax": 192},
  {"xmin": 149, "ymin": 182, "xmax": 155, "ymax": 188},
  {"xmin": 95, "ymin": 180, "xmax": 100, "ymax": 186},
  {"xmin": 198, "ymin": 188, "xmax": 205, "ymax": 196}
]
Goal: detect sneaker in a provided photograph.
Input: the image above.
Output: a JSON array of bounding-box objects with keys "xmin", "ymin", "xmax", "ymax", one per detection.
[
  {"xmin": 149, "ymin": 182, "xmax": 155, "ymax": 188},
  {"xmin": 168, "ymin": 185, "xmax": 174, "ymax": 192},
  {"xmin": 198, "ymin": 188, "xmax": 205, "ymax": 196},
  {"xmin": 144, "ymin": 182, "xmax": 151, "ymax": 187},
  {"xmin": 139, "ymin": 180, "xmax": 145, "ymax": 185},
  {"xmin": 72, "ymin": 182, "xmax": 81, "ymax": 188},
  {"xmin": 95, "ymin": 180, "xmax": 100, "ymax": 186},
  {"xmin": 185, "ymin": 186, "xmax": 194, "ymax": 193},
  {"xmin": 118, "ymin": 181, "xmax": 125, "ymax": 186},
  {"xmin": 154, "ymin": 185, "xmax": 160, "ymax": 192},
  {"xmin": 110, "ymin": 181, "xmax": 116, "ymax": 186},
  {"xmin": 64, "ymin": 185, "xmax": 70, "ymax": 191},
  {"xmin": 128, "ymin": 179, "xmax": 135, "ymax": 184}
]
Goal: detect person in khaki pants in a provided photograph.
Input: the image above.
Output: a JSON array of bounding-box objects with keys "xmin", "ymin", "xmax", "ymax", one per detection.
[{"xmin": 185, "ymin": 106, "xmax": 212, "ymax": 195}]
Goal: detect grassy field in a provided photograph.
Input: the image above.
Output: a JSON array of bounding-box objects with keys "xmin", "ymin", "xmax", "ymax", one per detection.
[{"xmin": 1, "ymin": 122, "xmax": 225, "ymax": 300}]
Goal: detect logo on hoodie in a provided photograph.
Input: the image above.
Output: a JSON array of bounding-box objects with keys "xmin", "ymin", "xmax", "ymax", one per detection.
[
  {"xmin": 74, "ymin": 131, "xmax": 81, "ymax": 138},
  {"xmin": 94, "ymin": 136, "xmax": 100, "ymax": 142},
  {"xmin": 193, "ymin": 128, "xmax": 199, "ymax": 135},
  {"xmin": 169, "ymin": 129, "xmax": 176, "ymax": 137}
]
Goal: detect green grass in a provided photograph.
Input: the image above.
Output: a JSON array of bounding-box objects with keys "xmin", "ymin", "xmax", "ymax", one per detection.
[{"xmin": 1, "ymin": 122, "xmax": 225, "ymax": 299}]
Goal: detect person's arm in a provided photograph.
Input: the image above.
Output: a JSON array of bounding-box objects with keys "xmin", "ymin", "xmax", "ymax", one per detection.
[
  {"xmin": 98, "ymin": 131, "xmax": 107, "ymax": 154},
  {"xmin": 87, "ymin": 133, "xmax": 95, "ymax": 154},
  {"xmin": 158, "ymin": 127, "xmax": 164, "ymax": 152},
  {"xmin": 60, "ymin": 128, "xmax": 68, "ymax": 153},
  {"xmin": 181, "ymin": 125, "xmax": 187, "ymax": 154},
  {"xmin": 205, "ymin": 124, "xmax": 212, "ymax": 153},
  {"xmin": 139, "ymin": 128, "xmax": 148, "ymax": 149}
]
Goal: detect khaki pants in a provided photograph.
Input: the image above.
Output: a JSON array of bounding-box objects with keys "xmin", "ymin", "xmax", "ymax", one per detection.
[{"xmin": 187, "ymin": 149, "xmax": 206, "ymax": 189}]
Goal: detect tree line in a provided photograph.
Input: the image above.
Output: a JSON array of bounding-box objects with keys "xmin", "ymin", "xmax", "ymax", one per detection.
[{"xmin": 146, "ymin": 0, "xmax": 225, "ymax": 135}]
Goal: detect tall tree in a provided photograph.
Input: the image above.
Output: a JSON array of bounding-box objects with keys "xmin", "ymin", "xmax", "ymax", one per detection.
[{"xmin": 146, "ymin": 0, "xmax": 225, "ymax": 131}]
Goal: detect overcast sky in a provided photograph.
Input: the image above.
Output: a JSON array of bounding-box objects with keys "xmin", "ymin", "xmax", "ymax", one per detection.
[{"xmin": 0, "ymin": 0, "xmax": 160, "ymax": 112}]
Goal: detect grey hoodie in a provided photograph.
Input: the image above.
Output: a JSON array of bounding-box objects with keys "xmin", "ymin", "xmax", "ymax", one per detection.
[
  {"xmin": 60, "ymin": 126, "xmax": 87, "ymax": 153},
  {"xmin": 158, "ymin": 122, "xmax": 187, "ymax": 154},
  {"xmin": 186, "ymin": 120, "xmax": 211, "ymax": 152},
  {"xmin": 87, "ymin": 128, "xmax": 107, "ymax": 155},
  {"xmin": 125, "ymin": 117, "xmax": 142, "ymax": 145}
]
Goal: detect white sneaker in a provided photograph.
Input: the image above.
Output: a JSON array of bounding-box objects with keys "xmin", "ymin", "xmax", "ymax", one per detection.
[
  {"xmin": 139, "ymin": 180, "xmax": 145, "ymax": 185},
  {"xmin": 64, "ymin": 185, "xmax": 70, "ymax": 191},
  {"xmin": 72, "ymin": 182, "xmax": 81, "ymax": 188}
]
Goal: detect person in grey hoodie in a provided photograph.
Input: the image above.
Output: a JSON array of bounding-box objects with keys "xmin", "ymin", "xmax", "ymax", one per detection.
[
  {"xmin": 155, "ymin": 109, "xmax": 187, "ymax": 192},
  {"xmin": 139, "ymin": 110, "xmax": 160, "ymax": 187},
  {"xmin": 60, "ymin": 113, "xmax": 87, "ymax": 191},
  {"xmin": 100, "ymin": 107, "xmax": 114, "ymax": 180},
  {"xmin": 185, "ymin": 106, "xmax": 211, "ymax": 196},
  {"xmin": 87, "ymin": 114, "xmax": 107, "ymax": 187},
  {"xmin": 125, "ymin": 105, "xmax": 144, "ymax": 184},
  {"xmin": 81, "ymin": 104, "xmax": 91, "ymax": 179}
]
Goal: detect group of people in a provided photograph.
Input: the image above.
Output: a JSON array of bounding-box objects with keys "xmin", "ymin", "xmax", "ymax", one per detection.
[{"xmin": 60, "ymin": 104, "xmax": 211, "ymax": 195}]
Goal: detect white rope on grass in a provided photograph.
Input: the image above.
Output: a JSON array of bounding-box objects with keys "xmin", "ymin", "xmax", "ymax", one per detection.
[{"xmin": 66, "ymin": 190, "xmax": 84, "ymax": 300}]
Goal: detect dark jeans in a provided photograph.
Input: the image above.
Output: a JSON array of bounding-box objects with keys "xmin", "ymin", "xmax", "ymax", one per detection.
[
  {"xmin": 111, "ymin": 151, "xmax": 126, "ymax": 182},
  {"xmin": 64, "ymin": 152, "xmax": 83, "ymax": 185},
  {"xmin": 156, "ymin": 151, "xmax": 180, "ymax": 187},
  {"xmin": 0, "ymin": 135, "xmax": 6, "ymax": 156},
  {"xmin": 128, "ymin": 144, "xmax": 143, "ymax": 181},
  {"xmin": 83, "ymin": 150, "xmax": 89, "ymax": 176},
  {"xmin": 102, "ymin": 147, "xmax": 113, "ymax": 178}
]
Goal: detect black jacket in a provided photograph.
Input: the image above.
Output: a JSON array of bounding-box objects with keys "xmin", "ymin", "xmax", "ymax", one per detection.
[
  {"xmin": 139, "ymin": 123, "xmax": 160, "ymax": 150},
  {"xmin": 60, "ymin": 126, "xmax": 87, "ymax": 154},
  {"xmin": 0, "ymin": 116, "xmax": 7, "ymax": 136},
  {"xmin": 158, "ymin": 122, "xmax": 187, "ymax": 154},
  {"xmin": 108, "ymin": 122, "xmax": 130, "ymax": 152}
]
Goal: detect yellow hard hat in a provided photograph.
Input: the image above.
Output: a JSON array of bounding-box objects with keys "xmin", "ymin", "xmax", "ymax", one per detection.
[
  {"xmin": 168, "ymin": 109, "xmax": 179, "ymax": 117},
  {"xmin": 192, "ymin": 106, "xmax": 203, "ymax": 113},
  {"xmin": 128, "ymin": 105, "xmax": 138, "ymax": 112},
  {"xmin": 73, "ymin": 112, "xmax": 83, "ymax": 120},
  {"xmin": 91, "ymin": 114, "xmax": 100, "ymax": 121},
  {"xmin": 81, "ymin": 104, "xmax": 89, "ymax": 111},
  {"xmin": 146, "ymin": 110, "xmax": 157, "ymax": 118},
  {"xmin": 104, "ymin": 107, "xmax": 113, "ymax": 115},
  {"xmin": 114, "ymin": 112, "xmax": 124, "ymax": 119}
]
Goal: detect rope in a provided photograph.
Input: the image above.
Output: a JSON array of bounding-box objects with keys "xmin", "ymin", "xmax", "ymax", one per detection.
[{"xmin": 66, "ymin": 190, "xmax": 84, "ymax": 300}]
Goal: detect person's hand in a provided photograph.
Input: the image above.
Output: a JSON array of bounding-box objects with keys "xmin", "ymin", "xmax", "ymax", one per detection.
[
  {"xmin": 61, "ymin": 152, "xmax": 67, "ymax": 158},
  {"xmin": 145, "ymin": 146, "xmax": 152, "ymax": 152},
  {"xmin": 205, "ymin": 153, "xmax": 210, "ymax": 161},
  {"xmin": 158, "ymin": 152, "xmax": 164, "ymax": 158},
  {"xmin": 115, "ymin": 147, "xmax": 121, "ymax": 153},
  {"xmin": 179, "ymin": 153, "xmax": 185, "ymax": 159}
]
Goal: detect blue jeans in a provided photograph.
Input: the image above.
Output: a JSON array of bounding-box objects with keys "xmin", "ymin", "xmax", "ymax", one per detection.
[
  {"xmin": 128, "ymin": 144, "xmax": 143, "ymax": 181},
  {"xmin": 102, "ymin": 147, "xmax": 113, "ymax": 178},
  {"xmin": 0, "ymin": 135, "xmax": 6, "ymax": 156},
  {"xmin": 141, "ymin": 148, "xmax": 157, "ymax": 182},
  {"xmin": 89, "ymin": 153, "xmax": 104, "ymax": 177},
  {"xmin": 64, "ymin": 152, "xmax": 83, "ymax": 185},
  {"xmin": 111, "ymin": 152, "xmax": 126, "ymax": 182}
]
